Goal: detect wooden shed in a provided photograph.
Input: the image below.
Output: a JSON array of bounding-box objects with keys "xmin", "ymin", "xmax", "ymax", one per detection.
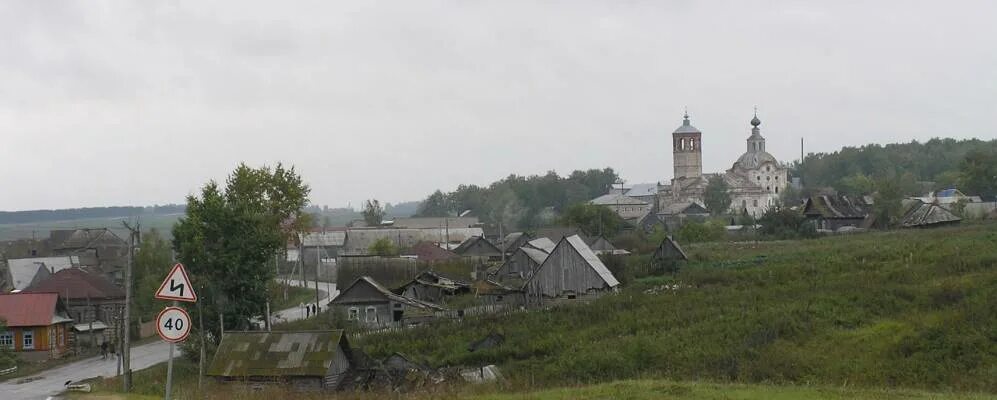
[
  {"xmin": 396, "ymin": 270, "xmax": 470, "ymax": 304},
  {"xmin": 523, "ymin": 235, "xmax": 620, "ymax": 304},
  {"xmin": 207, "ymin": 330, "xmax": 353, "ymax": 391},
  {"xmin": 493, "ymin": 246, "xmax": 549, "ymax": 283},
  {"xmin": 453, "ymin": 236, "xmax": 503, "ymax": 261},
  {"xmin": 329, "ymin": 276, "xmax": 445, "ymax": 328},
  {"xmin": 499, "ymin": 232, "xmax": 533, "ymax": 255}
]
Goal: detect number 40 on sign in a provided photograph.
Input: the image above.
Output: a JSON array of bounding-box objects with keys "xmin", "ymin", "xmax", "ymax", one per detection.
[{"xmin": 157, "ymin": 306, "xmax": 192, "ymax": 343}]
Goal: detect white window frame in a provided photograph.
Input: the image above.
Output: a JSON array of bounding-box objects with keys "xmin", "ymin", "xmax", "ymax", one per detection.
[
  {"xmin": 365, "ymin": 306, "xmax": 378, "ymax": 323},
  {"xmin": 0, "ymin": 331, "xmax": 12, "ymax": 348},
  {"xmin": 23, "ymin": 329, "xmax": 34, "ymax": 350},
  {"xmin": 347, "ymin": 307, "xmax": 359, "ymax": 320}
]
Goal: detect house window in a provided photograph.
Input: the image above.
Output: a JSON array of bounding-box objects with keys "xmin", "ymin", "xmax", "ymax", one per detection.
[
  {"xmin": 496, "ymin": 295, "xmax": 504, "ymax": 303},
  {"xmin": 347, "ymin": 307, "xmax": 359, "ymax": 320},
  {"xmin": 59, "ymin": 327, "xmax": 65, "ymax": 346},
  {"xmin": 23, "ymin": 329, "xmax": 34, "ymax": 350},
  {"xmin": 0, "ymin": 331, "xmax": 12, "ymax": 348},
  {"xmin": 365, "ymin": 307, "xmax": 378, "ymax": 323}
]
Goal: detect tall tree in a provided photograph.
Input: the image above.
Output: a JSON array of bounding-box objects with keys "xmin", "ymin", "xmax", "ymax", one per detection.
[
  {"xmin": 559, "ymin": 204, "xmax": 626, "ymax": 237},
  {"xmin": 362, "ymin": 199, "xmax": 385, "ymax": 226},
  {"xmin": 703, "ymin": 175, "xmax": 732, "ymax": 216},
  {"xmin": 960, "ymin": 149, "xmax": 997, "ymax": 198},
  {"xmin": 415, "ymin": 190, "xmax": 452, "ymax": 217},
  {"xmin": 172, "ymin": 163, "xmax": 310, "ymax": 343},
  {"xmin": 132, "ymin": 229, "xmax": 174, "ymax": 320}
]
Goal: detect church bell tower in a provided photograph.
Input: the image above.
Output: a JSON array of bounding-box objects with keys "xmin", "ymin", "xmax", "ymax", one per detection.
[{"xmin": 672, "ymin": 111, "xmax": 703, "ymax": 180}]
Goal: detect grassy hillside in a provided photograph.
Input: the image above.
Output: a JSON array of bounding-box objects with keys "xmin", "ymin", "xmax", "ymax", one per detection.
[
  {"xmin": 0, "ymin": 213, "xmax": 181, "ymax": 241},
  {"xmin": 355, "ymin": 224, "xmax": 997, "ymax": 392}
]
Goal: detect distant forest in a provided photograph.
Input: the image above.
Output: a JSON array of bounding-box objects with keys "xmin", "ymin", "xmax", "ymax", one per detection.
[
  {"xmin": 0, "ymin": 204, "xmax": 186, "ymax": 225},
  {"xmin": 413, "ymin": 168, "xmax": 619, "ymax": 230},
  {"xmin": 798, "ymin": 138, "xmax": 997, "ymax": 197}
]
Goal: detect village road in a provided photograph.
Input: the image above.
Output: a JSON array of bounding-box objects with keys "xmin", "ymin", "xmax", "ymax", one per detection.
[{"xmin": 1, "ymin": 279, "xmax": 337, "ymax": 400}]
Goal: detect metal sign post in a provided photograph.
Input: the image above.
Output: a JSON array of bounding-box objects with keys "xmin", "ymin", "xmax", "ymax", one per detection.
[{"xmin": 155, "ymin": 263, "xmax": 197, "ymax": 400}]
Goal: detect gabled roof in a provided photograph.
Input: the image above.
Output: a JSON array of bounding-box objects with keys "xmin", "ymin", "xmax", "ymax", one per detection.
[
  {"xmin": 25, "ymin": 267, "xmax": 125, "ymax": 300},
  {"xmin": 659, "ymin": 202, "xmax": 709, "ymax": 216},
  {"xmin": 525, "ymin": 237, "xmax": 556, "ymax": 253},
  {"xmin": 330, "ymin": 276, "xmax": 445, "ymax": 311},
  {"xmin": 0, "ymin": 292, "xmax": 62, "ymax": 327},
  {"xmin": 519, "ymin": 247, "xmax": 550, "ymax": 265},
  {"xmin": 342, "ymin": 228, "xmax": 484, "ymax": 255},
  {"xmin": 50, "ymin": 228, "xmax": 127, "ymax": 250},
  {"xmin": 299, "ymin": 231, "xmax": 346, "ymax": 247},
  {"xmin": 396, "ymin": 270, "xmax": 470, "ymax": 292},
  {"xmin": 590, "ymin": 193, "xmax": 649, "ymax": 206},
  {"xmin": 207, "ymin": 331, "xmax": 348, "ymax": 378},
  {"xmin": 453, "ymin": 236, "xmax": 502, "ymax": 256},
  {"xmin": 5, "ymin": 256, "xmax": 80, "ymax": 290},
  {"xmin": 653, "ymin": 236, "xmax": 689, "ymax": 261},
  {"xmin": 564, "ymin": 235, "xmax": 620, "ymax": 288},
  {"xmin": 389, "ymin": 217, "xmax": 481, "ymax": 229},
  {"xmin": 500, "ymin": 232, "xmax": 533, "ymax": 252},
  {"xmin": 624, "ymin": 183, "xmax": 660, "ymax": 197},
  {"xmin": 901, "ymin": 200, "xmax": 962, "ymax": 228},
  {"xmin": 407, "ymin": 241, "xmax": 458, "ymax": 262},
  {"xmin": 803, "ymin": 195, "xmax": 871, "ymax": 219}
]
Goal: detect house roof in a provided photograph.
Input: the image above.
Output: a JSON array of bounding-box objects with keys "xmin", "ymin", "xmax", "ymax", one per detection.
[
  {"xmin": 407, "ymin": 241, "xmax": 458, "ymax": 262},
  {"xmin": 659, "ymin": 202, "xmax": 709, "ymax": 216},
  {"xmin": 654, "ymin": 236, "xmax": 689, "ymax": 261},
  {"xmin": 533, "ymin": 227, "xmax": 587, "ymax": 242},
  {"xmin": 590, "ymin": 193, "xmax": 649, "ymax": 206},
  {"xmin": 342, "ymin": 228, "xmax": 484, "ymax": 255},
  {"xmin": 901, "ymin": 200, "xmax": 962, "ymax": 228},
  {"xmin": 525, "ymin": 237, "xmax": 557, "ymax": 253},
  {"xmin": 330, "ymin": 276, "xmax": 445, "ymax": 311},
  {"xmin": 519, "ymin": 247, "xmax": 550, "ymax": 265},
  {"xmin": 625, "ymin": 183, "xmax": 660, "ymax": 197},
  {"xmin": 389, "ymin": 217, "xmax": 481, "ymax": 229},
  {"xmin": 5, "ymin": 256, "xmax": 80, "ymax": 290},
  {"xmin": 472, "ymin": 279, "xmax": 522, "ymax": 296},
  {"xmin": 25, "ymin": 267, "xmax": 125, "ymax": 300},
  {"xmin": 207, "ymin": 331, "xmax": 348, "ymax": 378},
  {"xmin": 50, "ymin": 228, "xmax": 126, "ymax": 250},
  {"xmin": 564, "ymin": 235, "xmax": 620, "ymax": 287},
  {"xmin": 0, "ymin": 292, "xmax": 61, "ymax": 327},
  {"xmin": 803, "ymin": 195, "xmax": 871, "ymax": 219},
  {"xmin": 299, "ymin": 231, "xmax": 346, "ymax": 247},
  {"xmin": 453, "ymin": 236, "xmax": 502, "ymax": 256}
]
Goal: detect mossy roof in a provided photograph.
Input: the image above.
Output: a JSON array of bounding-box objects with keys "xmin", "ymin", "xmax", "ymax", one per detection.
[{"xmin": 206, "ymin": 330, "xmax": 346, "ymax": 378}]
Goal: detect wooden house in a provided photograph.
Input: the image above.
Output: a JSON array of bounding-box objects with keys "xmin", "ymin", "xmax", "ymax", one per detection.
[
  {"xmin": 493, "ymin": 246, "xmax": 548, "ymax": 284},
  {"xmin": 900, "ymin": 200, "xmax": 962, "ymax": 228},
  {"xmin": 651, "ymin": 236, "xmax": 689, "ymax": 272},
  {"xmin": 396, "ymin": 270, "xmax": 470, "ymax": 304},
  {"xmin": 524, "ymin": 237, "xmax": 556, "ymax": 253},
  {"xmin": 329, "ymin": 276, "xmax": 445, "ymax": 328},
  {"xmin": 207, "ymin": 330, "xmax": 353, "ymax": 391},
  {"xmin": 499, "ymin": 232, "xmax": 533, "ymax": 255},
  {"xmin": 0, "ymin": 293, "xmax": 73, "ymax": 362},
  {"xmin": 472, "ymin": 279, "xmax": 525, "ymax": 306},
  {"xmin": 802, "ymin": 195, "xmax": 873, "ymax": 231},
  {"xmin": 523, "ymin": 235, "xmax": 620, "ymax": 304},
  {"xmin": 453, "ymin": 236, "xmax": 503, "ymax": 261},
  {"xmin": 24, "ymin": 267, "xmax": 126, "ymax": 345}
]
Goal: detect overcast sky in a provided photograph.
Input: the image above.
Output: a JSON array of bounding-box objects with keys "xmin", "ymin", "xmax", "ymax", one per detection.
[{"xmin": 1, "ymin": 1, "xmax": 995, "ymax": 211}]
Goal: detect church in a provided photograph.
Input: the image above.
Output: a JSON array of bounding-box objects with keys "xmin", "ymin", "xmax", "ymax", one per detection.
[
  {"xmin": 596, "ymin": 111, "xmax": 791, "ymax": 224},
  {"xmin": 657, "ymin": 111, "xmax": 789, "ymax": 217}
]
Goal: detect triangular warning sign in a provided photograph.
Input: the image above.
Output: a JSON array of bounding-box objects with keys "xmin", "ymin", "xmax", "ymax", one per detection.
[{"xmin": 155, "ymin": 263, "xmax": 197, "ymax": 302}]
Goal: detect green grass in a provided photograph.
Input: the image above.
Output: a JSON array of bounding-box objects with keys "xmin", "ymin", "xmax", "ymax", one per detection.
[
  {"xmin": 0, "ymin": 214, "xmax": 181, "ymax": 241},
  {"xmin": 355, "ymin": 224, "xmax": 997, "ymax": 393},
  {"xmin": 272, "ymin": 286, "xmax": 317, "ymax": 310}
]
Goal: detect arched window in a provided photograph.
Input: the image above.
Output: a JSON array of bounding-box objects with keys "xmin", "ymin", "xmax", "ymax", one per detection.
[
  {"xmin": 680, "ymin": 138, "xmax": 686, "ymax": 151},
  {"xmin": 775, "ymin": 187, "xmax": 779, "ymax": 194},
  {"xmin": 766, "ymin": 166, "xmax": 771, "ymax": 172},
  {"xmin": 766, "ymin": 176, "xmax": 770, "ymax": 181}
]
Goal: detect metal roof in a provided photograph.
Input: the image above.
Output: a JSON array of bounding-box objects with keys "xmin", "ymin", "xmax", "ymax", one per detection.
[
  {"xmin": 673, "ymin": 114, "xmax": 701, "ymax": 134},
  {"xmin": 25, "ymin": 267, "xmax": 125, "ymax": 299},
  {"xmin": 590, "ymin": 193, "xmax": 649, "ymax": 206},
  {"xmin": 625, "ymin": 183, "xmax": 660, "ymax": 197},
  {"xmin": 901, "ymin": 200, "xmax": 962, "ymax": 228},
  {"xmin": 564, "ymin": 235, "xmax": 620, "ymax": 287},
  {"xmin": 330, "ymin": 276, "xmax": 445, "ymax": 311},
  {"xmin": 6, "ymin": 256, "xmax": 80, "ymax": 290},
  {"xmin": 519, "ymin": 247, "xmax": 550, "ymax": 265},
  {"xmin": 525, "ymin": 237, "xmax": 556, "ymax": 253},
  {"xmin": 389, "ymin": 217, "xmax": 480, "ymax": 229},
  {"xmin": 803, "ymin": 195, "xmax": 871, "ymax": 219},
  {"xmin": 299, "ymin": 231, "xmax": 346, "ymax": 247},
  {"xmin": 207, "ymin": 331, "xmax": 347, "ymax": 378},
  {"xmin": 342, "ymin": 227, "xmax": 483, "ymax": 255},
  {"xmin": 0, "ymin": 293, "xmax": 62, "ymax": 327},
  {"xmin": 733, "ymin": 150, "xmax": 779, "ymax": 171}
]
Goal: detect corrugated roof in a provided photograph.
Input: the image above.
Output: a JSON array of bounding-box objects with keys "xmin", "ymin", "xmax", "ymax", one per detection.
[
  {"xmin": 331, "ymin": 276, "xmax": 445, "ymax": 311},
  {"xmin": 0, "ymin": 293, "xmax": 61, "ymax": 327},
  {"xmin": 625, "ymin": 183, "xmax": 660, "ymax": 197},
  {"xmin": 901, "ymin": 200, "xmax": 962, "ymax": 228},
  {"xmin": 207, "ymin": 331, "xmax": 347, "ymax": 377},
  {"xmin": 6, "ymin": 256, "xmax": 80, "ymax": 290},
  {"xmin": 389, "ymin": 217, "xmax": 480, "ymax": 229},
  {"xmin": 342, "ymin": 228, "xmax": 483, "ymax": 255},
  {"xmin": 564, "ymin": 235, "xmax": 619, "ymax": 287},
  {"xmin": 803, "ymin": 195, "xmax": 871, "ymax": 219},
  {"xmin": 25, "ymin": 267, "xmax": 124, "ymax": 299}
]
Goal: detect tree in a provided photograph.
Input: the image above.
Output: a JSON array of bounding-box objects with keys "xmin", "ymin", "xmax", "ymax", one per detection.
[
  {"xmin": 368, "ymin": 237, "xmax": 399, "ymax": 257},
  {"xmin": 871, "ymin": 176, "xmax": 907, "ymax": 229},
  {"xmin": 960, "ymin": 149, "xmax": 997, "ymax": 198},
  {"xmin": 758, "ymin": 207, "xmax": 817, "ymax": 239},
  {"xmin": 703, "ymin": 175, "xmax": 732, "ymax": 216},
  {"xmin": 362, "ymin": 199, "xmax": 385, "ymax": 226},
  {"xmin": 415, "ymin": 190, "xmax": 452, "ymax": 217},
  {"xmin": 838, "ymin": 174, "xmax": 876, "ymax": 196},
  {"xmin": 559, "ymin": 203, "xmax": 627, "ymax": 237},
  {"xmin": 172, "ymin": 163, "xmax": 310, "ymax": 349},
  {"xmin": 132, "ymin": 229, "xmax": 174, "ymax": 320}
]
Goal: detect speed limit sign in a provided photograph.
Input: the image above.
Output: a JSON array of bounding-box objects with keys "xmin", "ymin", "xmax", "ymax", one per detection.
[{"xmin": 156, "ymin": 306, "xmax": 192, "ymax": 343}]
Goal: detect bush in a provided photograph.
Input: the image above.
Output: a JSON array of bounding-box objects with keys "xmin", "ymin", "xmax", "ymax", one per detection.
[{"xmin": 676, "ymin": 220, "xmax": 725, "ymax": 243}]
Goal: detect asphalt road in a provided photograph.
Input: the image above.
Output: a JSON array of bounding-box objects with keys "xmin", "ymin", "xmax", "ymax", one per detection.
[{"xmin": 1, "ymin": 279, "xmax": 337, "ymax": 400}]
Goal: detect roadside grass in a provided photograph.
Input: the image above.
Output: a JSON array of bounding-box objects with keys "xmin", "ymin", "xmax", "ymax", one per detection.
[
  {"xmin": 272, "ymin": 285, "xmax": 317, "ymax": 311},
  {"xmin": 0, "ymin": 353, "xmax": 87, "ymax": 383}
]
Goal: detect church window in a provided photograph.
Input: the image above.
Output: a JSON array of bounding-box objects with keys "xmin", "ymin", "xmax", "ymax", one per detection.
[
  {"xmin": 775, "ymin": 187, "xmax": 779, "ymax": 194},
  {"xmin": 766, "ymin": 176, "xmax": 770, "ymax": 181},
  {"xmin": 753, "ymin": 199, "xmax": 758, "ymax": 207},
  {"xmin": 766, "ymin": 166, "xmax": 771, "ymax": 172},
  {"xmin": 767, "ymin": 186, "xmax": 770, "ymax": 191},
  {"xmin": 775, "ymin": 176, "xmax": 779, "ymax": 180},
  {"xmin": 757, "ymin": 176, "xmax": 761, "ymax": 181}
]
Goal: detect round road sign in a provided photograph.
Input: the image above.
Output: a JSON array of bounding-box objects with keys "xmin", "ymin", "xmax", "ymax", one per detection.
[{"xmin": 156, "ymin": 306, "xmax": 192, "ymax": 343}]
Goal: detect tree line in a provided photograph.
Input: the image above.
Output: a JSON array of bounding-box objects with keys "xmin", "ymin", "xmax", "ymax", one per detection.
[{"xmin": 0, "ymin": 205, "xmax": 186, "ymax": 225}]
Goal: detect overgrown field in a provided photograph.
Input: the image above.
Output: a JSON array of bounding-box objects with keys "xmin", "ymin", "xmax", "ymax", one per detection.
[{"xmin": 356, "ymin": 224, "xmax": 997, "ymax": 392}]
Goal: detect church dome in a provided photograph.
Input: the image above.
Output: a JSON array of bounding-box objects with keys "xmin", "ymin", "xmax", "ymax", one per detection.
[
  {"xmin": 734, "ymin": 150, "xmax": 778, "ymax": 171},
  {"xmin": 750, "ymin": 114, "xmax": 761, "ymax": 127}
]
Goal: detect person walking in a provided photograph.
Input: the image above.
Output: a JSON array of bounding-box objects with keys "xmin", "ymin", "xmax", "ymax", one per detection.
[{"xmin": 100, "ymin": 341, "xmax": 108, "ymax": 360}]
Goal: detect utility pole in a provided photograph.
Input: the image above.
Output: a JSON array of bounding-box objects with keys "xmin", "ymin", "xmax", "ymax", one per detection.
[
  {"xmin": 314, "ymin": 233, "xmax": 321, "ymax": 312},
  {"xmin": 121, "ymin": 220, "xmax": 139, "ymax": 392}
]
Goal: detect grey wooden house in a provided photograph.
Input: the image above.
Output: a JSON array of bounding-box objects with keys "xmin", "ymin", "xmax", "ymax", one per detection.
[
  {"xmin": 523, "ymin": 235, "xmax": 620, "ymax": 304},
  {"xmin": 802, "ymin": 195, "xmax": 873, "ymax": 231},
  {"xmin": 396, "ymin": 270, "xmax": 471, "ymax": 304},
  {"xmin": 500, "ymin": 232, "xmax": 533, "ymax": 255},
  {"xmin": 206, "ymin": 330, "xmax": 354, "ymax": 391},
  {"xmin": 651, "ymin": 236, "xmax": 689, "ymax": 272},
  {"xmin": 329, "ymin": 276, "xmax": 445, "ymax": 328},
  {"xmin": 453, "ymin": 236, "xmax": 503, "ymax": 261},
  {"xmin": 493, "ymin": 246, "xmax": 549, "ymax": 284}
]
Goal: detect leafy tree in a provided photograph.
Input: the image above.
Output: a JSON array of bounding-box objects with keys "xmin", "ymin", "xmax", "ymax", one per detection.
[
  {"xmin": 758, "ymin": 207, "xmax": 817, "ymax": 239},
  {"xmin": 959, "ymin": 149, "xmax": 997, "ymax": 198},
  {"xmin": 559, "ymin": 204, "xmax": 626, "ymax": 237},
  {"xmin": 132, "ymin": 229, "xmax": 174, "ymax": 320},
  {"xmin": 871, "ymin": 175, "xmax": 908, "ymax": 229},
  {"xmin": 368, "ymin": 238, "xmax": 399, "ymax": 257},
  {"xmin": 172, "ymin": 163, "xmax": 310, "ymax": 346},
  {"xmin": 675, "ymin": 220, "xmax": 725, "ymax": 244},
  {"xmin": 362, "ymin": 199, "xmax": 385, "ymax": 226},
  {"xmin": 703, "ymin": 175, "xmax": 732, "ymax": 216},
  {"xmin": 838, "ymin": 174, "xmax": 876, "ymax": 196},
  {"xmin": 415, "ymin": 190, "xmax": 452, "ymax": 217}
]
